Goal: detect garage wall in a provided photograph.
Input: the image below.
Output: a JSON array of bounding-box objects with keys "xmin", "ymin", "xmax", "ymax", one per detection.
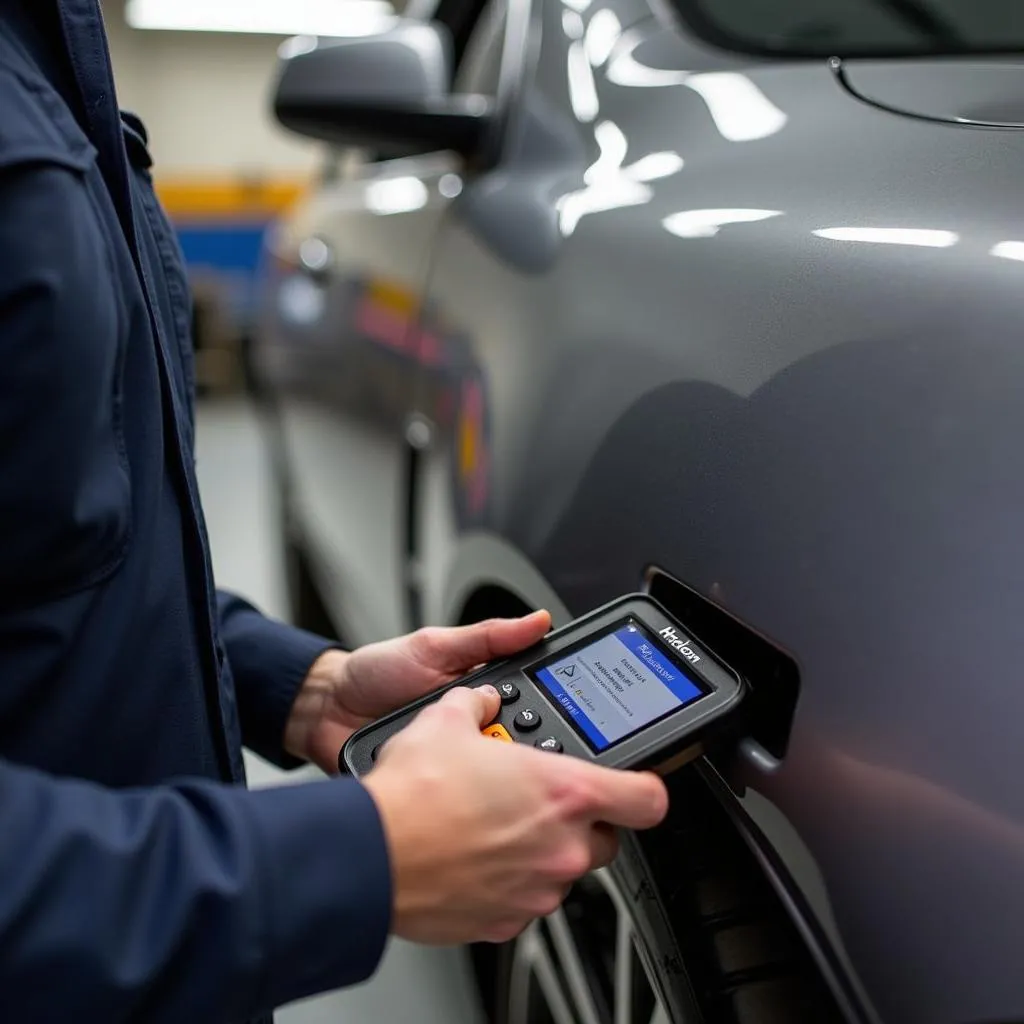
[{"xmin": 101, "ymin": 0, "xmax": 321, "ymax": 179}]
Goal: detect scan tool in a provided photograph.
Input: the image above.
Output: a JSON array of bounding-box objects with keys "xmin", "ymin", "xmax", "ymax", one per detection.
[{"xmin": 341, "ymin": 594, "xmax": 745, "ymax": 777}]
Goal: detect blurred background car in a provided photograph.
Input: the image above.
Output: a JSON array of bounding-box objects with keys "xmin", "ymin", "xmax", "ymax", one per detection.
[{"xmin": 251, "ymin": 0, "xmax": 1024, "ymax": 1022}]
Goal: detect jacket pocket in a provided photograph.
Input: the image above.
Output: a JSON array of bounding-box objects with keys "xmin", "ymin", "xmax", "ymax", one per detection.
[{"xmin": 0, "ymin": 67, "xmax": 132, "ymax": 608}]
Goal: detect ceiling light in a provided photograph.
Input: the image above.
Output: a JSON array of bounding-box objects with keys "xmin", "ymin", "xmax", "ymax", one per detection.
[{"xmin": 126, "ymin": 0, "xmax": 395, "ymax": 36}]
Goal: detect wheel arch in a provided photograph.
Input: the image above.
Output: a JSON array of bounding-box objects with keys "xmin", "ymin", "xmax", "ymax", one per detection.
[{"xmin": 436, "ymin": 531, "xmax": 572, "ymax": 628}]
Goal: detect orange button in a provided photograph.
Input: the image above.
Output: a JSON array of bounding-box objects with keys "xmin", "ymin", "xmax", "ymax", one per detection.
[{"xmin": 481, "ymin": 723, "xmax": 514, "ymax": 743}]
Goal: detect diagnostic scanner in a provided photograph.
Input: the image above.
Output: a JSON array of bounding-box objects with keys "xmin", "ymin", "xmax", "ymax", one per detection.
[{"xmin": 341, "ymin": 594, "xmax": 746, "ymax": 777}]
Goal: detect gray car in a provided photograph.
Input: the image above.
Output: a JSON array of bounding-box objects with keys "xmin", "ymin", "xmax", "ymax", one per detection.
[{"xmin": 252, "ymin": 2, "xmax": 1024, "ymax": 1021}]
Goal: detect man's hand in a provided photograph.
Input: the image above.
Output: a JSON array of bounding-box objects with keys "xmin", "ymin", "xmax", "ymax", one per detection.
[
  {"xmin": 364, "ymin": 684, "xmax": 669, "ymax": 944},
  {"xmin": 284, "ymin": 611, "xmax": 552, "ymax": 773}
]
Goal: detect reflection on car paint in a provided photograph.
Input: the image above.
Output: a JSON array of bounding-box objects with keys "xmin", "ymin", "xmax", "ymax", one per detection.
[
  {"xmin": 455, "ymin": 373, "xmax": 491, "ymax": 521},
  {"xmin": 556, "ymin": 121, "xmax": 683, "ymax": 235},
  {"xmin": 604, "ymin": 33, "xmax": 788, "ymax": 142},
  {"xmin": 991, "ymin": 240, "xmax": 1024, "ymax": 262},
  {"xmin": 812, "ymin": 227, "xmax": 959, "ymax": 247},
  {"xmin": 365, "ymin": 176, "xmax": 430, "ymax": 216},
  {"xmin": 662, "ymin": 207, "xmax": 783, "ymax": 239}
]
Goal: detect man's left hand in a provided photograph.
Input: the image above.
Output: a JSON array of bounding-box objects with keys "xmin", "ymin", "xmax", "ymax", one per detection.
[{"xmin": 284, "ymin": 610, "xmax": 552, "ymax": 774}]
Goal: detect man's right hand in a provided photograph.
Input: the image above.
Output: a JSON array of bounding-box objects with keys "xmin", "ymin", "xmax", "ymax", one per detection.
[{"xmin": 363, "ymin": 684, "xmax": 669, "ymax": 945}]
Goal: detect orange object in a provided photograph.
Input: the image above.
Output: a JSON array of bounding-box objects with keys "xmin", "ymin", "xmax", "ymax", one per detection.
[{"xmin": 481, "ymin": 723, "xmax": 514, "ymax": 743}]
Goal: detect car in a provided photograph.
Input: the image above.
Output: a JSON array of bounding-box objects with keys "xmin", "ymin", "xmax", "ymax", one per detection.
[{"xmin": 251, "ymin": 1, "xmax": 1024, "ymax": 1021}]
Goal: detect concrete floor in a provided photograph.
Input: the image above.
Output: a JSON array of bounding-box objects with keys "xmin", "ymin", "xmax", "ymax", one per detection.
[{"xmin": 195, "ymin": 398, "xmax": 485, "ymax": 1024}]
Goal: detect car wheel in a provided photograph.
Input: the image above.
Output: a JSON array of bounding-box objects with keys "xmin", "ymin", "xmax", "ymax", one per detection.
[
  {"xmin": 500, "ymin": 830, "xmax": 697, "ymax": 1024},
  {"xmin": 493, "ymin": 767, "xmax": 847, "ymax": 1024}
]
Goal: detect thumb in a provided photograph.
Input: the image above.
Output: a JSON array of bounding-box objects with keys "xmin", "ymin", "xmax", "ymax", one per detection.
[
  {"xmin": 431, "ymin": 683, "xmax": 502, "ymax": 730},
  {"xmin": 413, "ymin": 611, "xmax": 552, "ymax": 674}
]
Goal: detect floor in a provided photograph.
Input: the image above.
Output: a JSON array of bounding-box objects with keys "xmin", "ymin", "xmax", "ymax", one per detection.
[{"xmin": 194, "ymin": 398, "xmax": 485, "ymax": 1024}]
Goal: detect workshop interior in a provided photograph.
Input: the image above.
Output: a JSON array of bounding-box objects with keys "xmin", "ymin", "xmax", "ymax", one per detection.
[{"xmin": 14, "ymin": 0, "xmax": 1024, "ymax": 1022}]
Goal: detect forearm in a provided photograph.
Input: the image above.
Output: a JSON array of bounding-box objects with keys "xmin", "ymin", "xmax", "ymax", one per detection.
[
  {"xmin": 217, "ymin": 591, "xmax": 335, "ymax": 767},
  {"xmin": 0, "ymin": 760, "xmax": 390, "ymax": 1021}
]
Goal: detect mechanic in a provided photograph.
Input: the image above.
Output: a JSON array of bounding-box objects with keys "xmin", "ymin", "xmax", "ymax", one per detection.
[{"xmin": 0, "ymin": 1, "xmax": 668, "ymax": 1021}]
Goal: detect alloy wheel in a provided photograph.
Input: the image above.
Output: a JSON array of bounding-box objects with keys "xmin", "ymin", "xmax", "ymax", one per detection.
[{"xmin": 506, "ymin": 861, "xmax": 697, "ymax": 1024}]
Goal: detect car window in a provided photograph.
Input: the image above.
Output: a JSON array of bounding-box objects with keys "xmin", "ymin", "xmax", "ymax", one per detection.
[
  {"xmin": 672, "ymin": 0, "xmax": 1024, "ymax": 56},
  {"xmin": 453, "ymin": 0, "xmax": 508, "ymax": 96}
]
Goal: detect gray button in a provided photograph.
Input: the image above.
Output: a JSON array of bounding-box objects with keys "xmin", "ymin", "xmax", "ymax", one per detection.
[
  {"xmin": 535, "ymin": 736, "xmax": 563, "ymax": 753},
  {"xmin": 514, "ymin": 708, "xmax": 541, "ymax": 732}
]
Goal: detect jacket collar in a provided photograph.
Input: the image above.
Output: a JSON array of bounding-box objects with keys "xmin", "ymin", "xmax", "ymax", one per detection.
[{"xmin": 54, "ymin": 0, "xmax": 136, "ymax": 239}]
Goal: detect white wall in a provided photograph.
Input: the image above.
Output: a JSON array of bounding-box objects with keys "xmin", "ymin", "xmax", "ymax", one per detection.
[{"xmin": 102, "ymin": 0, "xmax": 321, "ymax": 177}]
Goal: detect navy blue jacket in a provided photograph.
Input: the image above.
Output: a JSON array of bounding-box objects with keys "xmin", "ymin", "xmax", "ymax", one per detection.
[{"xmin": 0, "ymin": 1, "xmax": 390, "ymax": 1019}]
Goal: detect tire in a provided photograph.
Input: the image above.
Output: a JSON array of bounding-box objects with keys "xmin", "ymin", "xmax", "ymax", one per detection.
[
  {"xmin": 281, "ymin": 524, "xmax": 340, "ymax": 641},
  {"xmin": 491, "ymin": 765, "xmax": 847, "ymax": 1024}
]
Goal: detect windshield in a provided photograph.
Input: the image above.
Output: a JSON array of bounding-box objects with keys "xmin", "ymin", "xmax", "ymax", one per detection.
[{"xmin": 673, "ymin": 0, "xmax": 1024, "ymax": 57}]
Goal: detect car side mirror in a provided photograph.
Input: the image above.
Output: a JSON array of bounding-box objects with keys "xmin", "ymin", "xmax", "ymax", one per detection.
[{"xmin": 272, "ymin": 21, "xmax": 493, "ymax": 159}]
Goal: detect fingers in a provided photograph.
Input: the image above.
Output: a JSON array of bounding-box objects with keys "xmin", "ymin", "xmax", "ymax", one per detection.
[
  {"xmin": 566, "ymin": 764, "xmax": 669, "ymax": 831},
  {"xmin": 431, "ymin": 682, "xmax": 502, "ymax": 728},
  {"xmin": 413, "ymin": 611, "xmax": 552, "ymax": 674},
  {"xmin": 587, "ymin": 823, "xmax": 620, "ymax": 870}
]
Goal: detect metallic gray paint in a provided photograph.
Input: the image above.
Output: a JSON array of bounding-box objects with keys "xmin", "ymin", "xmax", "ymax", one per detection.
[
  {"xmin": 257, "ymin": 3, "xmax": 1024, "ymax": 1020},
  {"xmin": 274, "ymin": 23, "xmax": 454, "ymax": 109}
]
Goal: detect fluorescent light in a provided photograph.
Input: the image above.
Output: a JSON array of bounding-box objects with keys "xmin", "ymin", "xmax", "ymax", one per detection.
[
  {"xmin": 126, "ymin": 0, "xmax": 395, "ymax": 36},
  {"xmin": 663, "ymin": 208, "xmax": 782, "ymax": 239},
  {"xmin": 814, "ymin": 227, "xmax": 958, "ymax": 248},
  {"xmin": 991, "ymin": 240, "xmax": 1024, "ymax": 262}
]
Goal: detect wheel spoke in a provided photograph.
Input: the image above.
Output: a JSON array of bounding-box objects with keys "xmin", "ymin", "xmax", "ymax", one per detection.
[
  {"xmin": 509, "ymin": 867, "xmax": 678, "ymax": 1024},
  {"xmin": 508, "ymin": 923, "xmax": 540, "ymax": 1024},
  {"xmin": 526, "ymin": 923, "xmax": 583, "ymax": 1024},
  {"xmin": 546, "ymin": 908, "xmax": 604, "ymax": 1024},
  {"xmin": 595, "ymin": 868, "xmax": 675, "ymax": 1024},
  {"xmin": 613, "ymin": 911, "xmax": 633, "ymax": 1024}
]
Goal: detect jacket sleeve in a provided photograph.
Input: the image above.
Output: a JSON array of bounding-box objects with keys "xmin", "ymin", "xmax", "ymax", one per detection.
[
  {"xmin": 0, "ymin": 756, "xmax": 391, "ymax": 1022},
  {"xmin": 217, "ymin": 591, "xmax": 337, "ymax": 768}
]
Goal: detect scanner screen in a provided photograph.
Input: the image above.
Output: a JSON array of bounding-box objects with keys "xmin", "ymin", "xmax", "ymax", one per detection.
[{"xmin": 529, "ymin": 619, "xmax": 708, "ymax": 752}]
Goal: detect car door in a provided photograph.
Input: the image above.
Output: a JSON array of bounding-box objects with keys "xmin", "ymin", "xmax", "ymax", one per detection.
[
  {"xmin": 410, "ymin": 0, "xmax": 665, "ymax": 630},
  {"xmin": 259, "ymin": 135, "xmax": 463, "ymax": 646},
  {"xmin": 411, "ymin": 0, "xmax": 1024, "ymax": 1021}
]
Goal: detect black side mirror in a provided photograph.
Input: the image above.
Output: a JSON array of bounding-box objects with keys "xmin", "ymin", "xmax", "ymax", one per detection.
[{"xmin": 272, "ymin": 22, "xmax": 493, "ymax": 159}]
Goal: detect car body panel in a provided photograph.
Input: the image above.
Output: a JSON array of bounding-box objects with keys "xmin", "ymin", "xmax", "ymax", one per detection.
[
  {"xmin": 257, "ymin": 153, "xmax": 458, "ymax": 641},
  {"xmin": 842, "ymin": 58, "xmax": 1024, "ymax": 124},
  {"xmin": 256, "ymin": 3, "xmax": 1024, "ymax": 1020},
  {"xmin": 415, "ymin": 10, "xmax": 1024, "ymax": 1023}
]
